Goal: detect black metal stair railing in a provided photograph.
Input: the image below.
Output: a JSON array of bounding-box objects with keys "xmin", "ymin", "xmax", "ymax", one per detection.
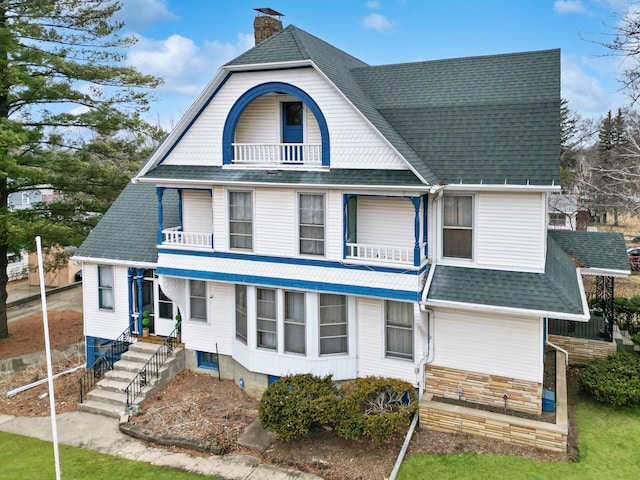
[
  {"xmin": 78, "ymin": 325, "xmax": 134, "ymax": 403},
  {"xmin": 125, "ymin": 328, "xmax": 179, "ymax": 408}
]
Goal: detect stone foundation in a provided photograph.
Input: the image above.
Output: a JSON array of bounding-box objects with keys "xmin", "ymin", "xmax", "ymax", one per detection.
[
  {"xmin": 547, "ymin": 335, "xmax": 615, "ymax": 365},
  {"xmin": 425, "ymin": 365, "xmax": 542, "ymax": 415},
  {"xmin": 420, "ymin": 352, "xmax": 568, "ymax": 452}
]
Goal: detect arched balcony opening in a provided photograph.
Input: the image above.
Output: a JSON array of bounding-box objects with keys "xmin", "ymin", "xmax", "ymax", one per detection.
[{"xmin": 223, "ymin": 82, "xmax": 330, "ymax": 168}]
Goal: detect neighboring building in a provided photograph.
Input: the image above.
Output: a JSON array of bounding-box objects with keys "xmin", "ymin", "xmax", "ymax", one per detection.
[
  {"xmin": 74, "ymin": 15, "xmax": 629, "ymax": 441},
  {"xmin": 7, "ymin": 186, "xmax": 61, "ymax": 211},
  {"xmin": 547, "ymin": 192, "xmax": 591, "ymax": 230}
]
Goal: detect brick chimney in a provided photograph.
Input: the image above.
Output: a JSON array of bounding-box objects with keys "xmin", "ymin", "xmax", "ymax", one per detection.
[{"xmin": 254, "ymin": 8, "xmax": 284, "ymax": 46}]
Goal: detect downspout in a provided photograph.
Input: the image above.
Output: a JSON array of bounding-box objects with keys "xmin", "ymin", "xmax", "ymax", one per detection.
[
  {"xmin": 391, "ymin": 186, "xmax": 443, "ymax": 480},
  {"xmin": 545, "ymin": 318, "xmax": 569, "ymax": 366}
]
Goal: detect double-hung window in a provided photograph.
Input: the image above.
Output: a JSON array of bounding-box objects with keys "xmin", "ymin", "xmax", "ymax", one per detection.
[
  {"xmin": 189, "ymin": 280, "xmax": 207, "ymax": 322},
  {"xmin": 319, "ymin": 294, "xmax": 348, "ymax": 355},
  {"xmin": 385, "ymin": 300, "xmax": 413, "ymax": 360},
  {"xmin": 229, "ymin": 191, "xmax": 253, "ymax": 250},
  {"xmin": 299, "ymin": 193, "xmax": 325, "ymax": 255},
  {"xmin": 235, "ymin": 285, "xmax": 247, "ymax": 343},
  {"xmin": 257, "ymin": 288, "xmax": 277, "ymax": 350},
  {"xmin": 443, "ymin": 195, "xmax": 473, "ymax": 259},
  {"xmin": 98, "ymin": 265, "xmax": 114, "ymax": 310},
  {"xmin": 284, "ymin": 291, "xmax": 306, "ymax": 354}
]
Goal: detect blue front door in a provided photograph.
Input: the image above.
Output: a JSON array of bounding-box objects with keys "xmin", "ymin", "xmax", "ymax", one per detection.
[{"xmin": 282, "ymin": 101, "xmax": 303, "ymax": 161}]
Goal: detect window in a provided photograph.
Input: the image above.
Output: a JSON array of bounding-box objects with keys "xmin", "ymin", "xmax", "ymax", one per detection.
[
  {"xmin": 443, "ymin": 195, "xmax": 473, "ymax": 259},
  {"xmin": 284, "ymin": 291, "xmax": 305, "ymax": 354},
  {"xmin": 197, "ymin": 351, "xmax": 219, "ymax": 370},
  {"xmin": 235, "ymin": 285, "xmax": 247, "ymax": 344},
  {"xmin": 98, "ymin": 265, "xmax": 114, "ymax": 310},
  {"xmin": 319, "ymin": 294, "xmax": 348, "ymax": 355},
  {"xmin": 257, "ymin": 288, "xmax": 277, "ymax": 349},
  {"xmin": 229, "ymin": 191, "xmax": 252, "ymax": 249},
  {"xmin": 385, "ymin": 301, "xmax": 413, "ymax": 360},
  {"xmin": 189, "ymin": 280, "xmax": 207, "ymax": 322},
  {"xmin": 549, "ymin": 213, "xmax": 566, "ymax": 227},
  {"xmin": 158, "ymin": 286, "xmax": 173, "ymax": 320},
  {"xmin": 299, "ymin": 193, "xmax": 325, "ymax": 255}
]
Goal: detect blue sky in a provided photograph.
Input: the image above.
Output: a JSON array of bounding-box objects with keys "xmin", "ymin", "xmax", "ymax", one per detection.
[{"xmin": 115, "ymin": 0, "xmax": 634, "ymax": 127}]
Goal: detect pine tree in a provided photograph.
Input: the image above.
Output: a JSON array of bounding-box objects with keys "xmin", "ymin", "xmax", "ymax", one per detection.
[{"xmin": 0, "ymin": 0, "xmax": 161, "ymax": 339}]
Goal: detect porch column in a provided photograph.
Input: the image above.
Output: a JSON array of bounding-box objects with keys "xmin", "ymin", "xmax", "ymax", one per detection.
[
  {"xmin": 127, "ymin": 268, "xmax": 134, "ymax": 332},
  {"xmin": 136, "ymin": 269, "xmax": 145, "ymax": 334},
  {"xmin": 157, "ymin": 187, "xmax": 165, "ymax": 245},
  {"xmin": 412, "ymin": 197, "xmax": 421, "ymax": 267},
  {"xmin": 422, "ymin": 194, "xmax": 428, "ymax": 259}
]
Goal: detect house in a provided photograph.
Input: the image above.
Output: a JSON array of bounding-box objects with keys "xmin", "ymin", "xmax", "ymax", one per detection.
[{"xmin": 74, "ymin": 11, "xmax": 629, "ymax": 450}]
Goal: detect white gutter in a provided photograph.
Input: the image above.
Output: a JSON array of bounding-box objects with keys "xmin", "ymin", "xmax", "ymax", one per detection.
[
  {"xmin": 425, "ymin": 298, "xmax": 590, "ymax": 322},
  {"xmin": 135, "ymin": 176, "xmax": 431, "ymax": 192},
  {"xmin": 441, "ymin": 183, "xmax": 561, "ymax": 193},
  {"xmin": 71, "ymin": 257, "xmax": 157, "ymax": 269},
  {"xmin": 580, "ymin": 267, "xmax": 631, "ymax": 278}
]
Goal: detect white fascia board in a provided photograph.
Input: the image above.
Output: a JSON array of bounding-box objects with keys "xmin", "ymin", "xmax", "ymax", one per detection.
[
  {"xmin": 71, "ymin": 256, "xmax": 157, "ymax": 269},
  {"xmin": 579, "ymin": 267, "xmax": 631, "ymax": 278},
  {"xmin": 136, "ymin": 68, "xmax": 231, "ymax": 179},
  {"xmin": 135, "ymin": 175, "xmax": 430, "ymax": 192},
  {"xmin": 440, "ymin": 184, "xmax": 562, "ymax": 193},
  {"xmin": 424, "ymin": 298, "xmax": 590, "ymax": 322},
  {"xmin": 223, "ymin": 60, "xmax": 315, "ymax": 72}
]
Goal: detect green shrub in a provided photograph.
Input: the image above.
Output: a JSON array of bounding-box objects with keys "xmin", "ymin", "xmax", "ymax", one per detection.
[
  {"xmin": 580, "ymin": 353, "xmax": 640, "ymax": 406},
  {"xmin": 632, "ymin": 332, "xmax": 640, "ymax": 346},
  {"xmin": 335, "ymin": 376, "xmax": 417, "ymax": 445},
  {"xmin": 258, "ymin": 373, "xmax": 339, "ymax": 441}
]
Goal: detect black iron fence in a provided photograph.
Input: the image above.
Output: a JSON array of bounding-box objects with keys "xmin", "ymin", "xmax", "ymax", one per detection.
[
  {"xmin": 124, "ymin": 328, "xmax": 178, "ymax": 408},
  {"xmin": 78, "ymin": 326, "xmax": 134, "ymax": 403}
]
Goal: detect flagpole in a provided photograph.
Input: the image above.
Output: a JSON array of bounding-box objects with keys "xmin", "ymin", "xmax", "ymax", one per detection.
[{"xmin": 36, "ymin": 236, "xmax": 61, "ymax": 480}]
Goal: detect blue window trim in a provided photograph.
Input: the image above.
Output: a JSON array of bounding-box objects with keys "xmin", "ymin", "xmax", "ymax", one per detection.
[
  {"xmin": 197, "ymin": 351, "xmax": 219, "ymax": 370},
  {"xmin": 222, "ymin": 82, "xmax": 330, "ymax": 167}
]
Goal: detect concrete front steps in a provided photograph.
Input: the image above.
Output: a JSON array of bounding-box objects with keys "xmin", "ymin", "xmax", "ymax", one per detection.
[{"xmin": 78, "ymin": 340, "xmax": 185, "ymax": 419}]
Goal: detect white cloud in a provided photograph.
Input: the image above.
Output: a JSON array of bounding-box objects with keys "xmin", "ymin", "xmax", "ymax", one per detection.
[
  {"xmin": 117, "ymin": 0, "xmax": 178, "ymax": 30},
  {"xmin": 561, "ymin": 54, "xmax": 625, "ymax": 118},
  {"xmin": 553, "ymin": 1, "xmax": 587, "ymax": 15},
  {"xmin": 127, "ymin": 32, "xmax": 254, "ymax": 96},
  {"xmin": 366, "ymin": 1, "xmax": 382, "ymax": 9},
  {"xmin": 363, "ymin": 13, "xmax": 394, "ymax": 33}
]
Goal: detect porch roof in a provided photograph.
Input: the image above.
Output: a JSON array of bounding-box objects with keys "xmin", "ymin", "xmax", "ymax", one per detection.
[
  {"xmin": 140, "ymin": 165, "xmax": 425, "ymax": 188},
  {"xmin": 74, "ymin": 182, "xmax": 179, "ymax": 264},
  {"xmin": 547, "ymin": 230, "xmax": 630, "ymax": 275},
  {"xmin": 426, "ymin": 235, "xmax": 586, "ymax": 318}
]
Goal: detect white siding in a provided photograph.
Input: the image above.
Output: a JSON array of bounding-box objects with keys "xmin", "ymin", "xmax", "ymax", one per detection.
[
  {"xmin": 357, "ymin": 197, "xmax": 415, "ymax": 249},
  {"xmin": 326, "ymin": 190, "xmax": 344, "ymax": 259},
  {"xmin": 254, "ymin": 188, "xmax": 296, "ymax": 256},
  {"xmin": 182, "ymin": 282, "xmax": 234, "ymax": 355},
  {"xmin": 431, "ymin": 308, "xmax": 543, "ymax": 383},
  {"xmin": 82, "ymin": 263, "xmax": 131, "ymax": 340},
  {"xmin": 356, "ymin": 298, "xmax": 419, "ymax": 385},
  {"xmin": 475, "ymin": 192, "xmax": 546, "ymax": 271},
  {"xmin": 162, "ymin": 68, "xmax": 409, "ymax": 170},
  {"xmin": 212, "ymin": 186, "xmax": 226, "ymax": 250},
  {"xmin": 235, "ymin": 94, "xmax": 277, "ymax": 144},
  {"xmin": 182, "ymin": 190, "xmax": 213, "ymax": 233}
]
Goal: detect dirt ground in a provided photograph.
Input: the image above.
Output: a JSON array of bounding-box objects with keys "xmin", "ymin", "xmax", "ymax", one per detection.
[{"xmin": 0, "ymin": 310, "xmax": 580, "ymax": 480}]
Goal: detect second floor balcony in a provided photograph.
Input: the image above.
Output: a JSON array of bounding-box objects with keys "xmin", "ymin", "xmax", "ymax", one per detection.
[{"xmin": 231, "ymin": 143, "xmax": 322, "ymax": 167}]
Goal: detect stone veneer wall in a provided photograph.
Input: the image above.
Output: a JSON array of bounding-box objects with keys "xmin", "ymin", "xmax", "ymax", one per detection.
[
  {"xmin": 547, "ymin": 335, "xmax": 616, "ymax": 365},
  {"xmin": 420, "ymin": 352, "xmax": 568, "ymax": 453},
  {"xmin": 425, "ymin": 365, "xmax": 542, "ymax": 415}
]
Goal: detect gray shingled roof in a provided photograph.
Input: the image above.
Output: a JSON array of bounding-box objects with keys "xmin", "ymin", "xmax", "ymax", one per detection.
[
  {"xmin": 224, "ymin": 25, "xmax": 560, "ymax": 186},
  {"xmin": 427, "ymin": 235, "xmax": 585, "ymax": 316},
  {"xmin": 548, "ymin": 230, "xmax": 630, "ymax": 272},
  {"xmin": 74, "ymin": 182, "xmax": 178, "ymax": 264},
  {"xmin": 143, "ymin": 165, "xmax": 424, "ymax": 187}
]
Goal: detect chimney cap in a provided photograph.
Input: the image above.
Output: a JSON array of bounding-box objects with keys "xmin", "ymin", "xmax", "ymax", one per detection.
[{"xmin": 254, "ymin": 7, "xmax": 284, "ymax": 18}]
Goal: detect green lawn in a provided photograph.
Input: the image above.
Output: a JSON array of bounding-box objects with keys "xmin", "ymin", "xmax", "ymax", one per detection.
[
  {"xmin": 0, "ymin": 432, "xmax": 217, "ymax": 480},
  {"xmin": 398, "ymin": 400, "xmax": 640, "ymax": 479}
]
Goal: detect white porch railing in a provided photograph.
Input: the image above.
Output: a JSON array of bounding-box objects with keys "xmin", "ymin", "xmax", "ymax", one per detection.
[
  {"xmin": 232, "ymin": 143, "xmax": 322, "ymax": 166},
  {"xmin": 346, "ymin": 243, "xmax": 422, "ymax": 265},
  {"xmin": 162, "ymin": 227, "xmax": 212, "ymax": 248}
]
